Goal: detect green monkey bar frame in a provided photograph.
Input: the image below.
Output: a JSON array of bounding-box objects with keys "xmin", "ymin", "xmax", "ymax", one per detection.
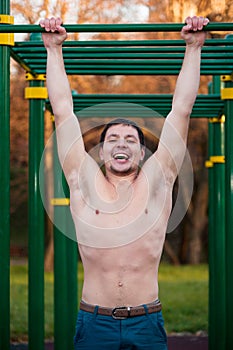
[{"xmin": 1, "ymin": 8, "xmax": 233, "ymax": 350}]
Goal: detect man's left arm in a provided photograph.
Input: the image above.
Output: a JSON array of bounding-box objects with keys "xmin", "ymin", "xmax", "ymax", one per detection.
[{"xmin": 155, "ymin": 16, "xmax": 209, "ymax": 182}]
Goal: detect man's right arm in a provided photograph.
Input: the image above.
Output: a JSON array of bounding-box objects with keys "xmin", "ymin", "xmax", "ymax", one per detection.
[{"xmin": 40, "ymin": 18, "xmax": 92, "ymax": 191}]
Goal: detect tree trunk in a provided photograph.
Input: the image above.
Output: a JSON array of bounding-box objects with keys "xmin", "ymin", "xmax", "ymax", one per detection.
[{"xmin": 164, "ymin": 240, "xmax": 181, "ymax": 265}]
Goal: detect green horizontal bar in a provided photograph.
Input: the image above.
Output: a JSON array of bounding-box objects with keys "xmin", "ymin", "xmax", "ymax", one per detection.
[
  {"xmin": 15, "ymin": 48, "xmax": 183, "ymax": 55},
  {"xmin": 75, "ymin": 107, "xmax": 222, "ymax": 111},
  {"xmin": 62, "ymin": 48, "xmax": 233, "ymax": 55},
  {"xmin": 69, "ymin": 95, "xmax": 222, "ymax": 101},
  {"xmin": 75, "ymin": 114, "xmax": 221, "ymax": 119},
  {"xmin": 73, "ymin": 106, "xmax": 222, "ymax": 111},
  {"xmin": 1, "ymin": 22, "xmax": 233, "ymax": 33},
  {"xmin": 28, "ymin": 65, "xmax": 233, "ymax": 73},
  {"xmin": 73, "ymin": 102, "xmax": 221, "ymax": 106},
  {"xmin": 19, "ymin": 53, "xmax": 180, "ymax": 59},
  {"xmin": 73, "ymin": 104, "xmax": 222, "ymax": 109},
  {"xmin": 71, "ymin": 93, "xmax": 222, "ymax": 99},
  {"xmin": 33, "ymin": 68, "xmax": 233, "ymax": 75},
  {"xmin": 73, "ymin": 108, "xmax": 223, "ymax": 118},
  {"xmin": 12, "ymin": 46, "xmax": 233, "ymax": 55},
  {"xmin": 74, "ymin": 110, "xmax": 223, "ymax": 117},
  {"xmin": 28, "ymin": 59, "xmax": 233, "ymax": 66},
  {"xmin": 17, "ymin": 53, "xmax": 233, "ymax": 61},
  {"xmin": 69, "ymin": 98, "xmax": 222, "ymax": 103},
  {"xmin": 73, "ymin": 106, "xmax": 222, "ymax": 113},
  {"xmin": 45, "ymin": 93, "xmax": 223, "ymax": 117},
  {"xmin": 76, "ymin": 107, "xmax": 222, "ymax": 111},
  {"xmin": 13, "ymin": 38, "xmax": 233, "ymax": 47}
]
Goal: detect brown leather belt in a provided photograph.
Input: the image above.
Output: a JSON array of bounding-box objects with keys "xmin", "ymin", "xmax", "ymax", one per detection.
[{"xmin": 80, "ymin": 300, "xmax": 162, "ymax": 320}]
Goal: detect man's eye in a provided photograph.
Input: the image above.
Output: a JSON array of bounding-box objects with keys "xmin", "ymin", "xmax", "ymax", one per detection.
[
  {"xmin": 127, "ymin": 139, "xmax": 136, "ymax": 143},
  {"xmin": 108, "ymin": 139, "xmax": 117, "ymax": 142}
]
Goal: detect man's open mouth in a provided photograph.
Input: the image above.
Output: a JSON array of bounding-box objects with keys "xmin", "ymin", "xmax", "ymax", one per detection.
[{"xmin": 113, "ymin": 153, "xmax": 129, "ymax": 160}]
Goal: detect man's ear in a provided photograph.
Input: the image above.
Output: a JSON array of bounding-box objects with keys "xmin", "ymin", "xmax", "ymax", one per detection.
[
  {"xmin": 99, "ymin": 145, "xmax": 104, "ymax": 161},
  {"xmin": 140, "ymin": 146, "xmax": 145, "ymax": 161}
]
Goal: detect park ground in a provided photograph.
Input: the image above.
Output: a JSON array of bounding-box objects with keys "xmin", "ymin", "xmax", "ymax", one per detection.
[
  {"xmin": 10, "ymin": 262, "xmax": 208, "ymax": 349},
  {"xmin": 10, "ymin": 336, "xmax": 208, "ymax": 350}
]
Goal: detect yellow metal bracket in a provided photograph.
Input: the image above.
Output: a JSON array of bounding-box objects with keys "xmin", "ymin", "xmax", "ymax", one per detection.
[
  {"xmin": 0, "ymin": 15, "xmax": 14, "ymax": 46},
  {"xmin": 205, "ymin": 155, "xmax": 225, "ymax": 168},
  {"xmin": 205, "ymin": 160, "xmax": 214, "ymax": 168},
  {"xmin": 209, "ymin": 115, "xmax": 225, "ymax": 124},
  {"xmin": 221, "ymin": 74, "xmax": 233, "ymax": 82},
  {"xmin": 0, "ymin": 15, "xmax": 14, "ymax": 24},
  {"xmin": 25, "ymin": 87, "xmax": 48, "ymax": 99},
  {"xmin": 26, "ymin": 73, "xmax": 46, "ymax": 81},
  {"xmin": 221, "ymin": 88, "xmax": 233, "ymax": 100},
  {"xmin": 210, "ymin": 156, "xmax": 225, "ymax": 163},
  {"xmin": 51, "ymin": 198, "xmax": 70, "ymax": 206}
]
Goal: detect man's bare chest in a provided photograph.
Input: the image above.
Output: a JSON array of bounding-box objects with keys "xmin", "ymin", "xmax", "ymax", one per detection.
[{"xmin": 70, "ymin": 179, "xmax": 171, "ymax": 248}]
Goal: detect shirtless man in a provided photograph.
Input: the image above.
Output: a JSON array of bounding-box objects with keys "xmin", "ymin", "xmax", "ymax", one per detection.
[{"xmin": 40, "ymin": 16, "xmax": 209, "ymax": 350}]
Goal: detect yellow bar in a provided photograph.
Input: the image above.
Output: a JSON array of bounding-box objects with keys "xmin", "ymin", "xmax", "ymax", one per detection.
[
  {"xmin": 205, "ymin": 156, "xmax": 225, "ymax": 168},
  {"xmin": 0, "ymin": 15, "xmax": 14, "ymax": 46},
  {"xmin": 221, "ymin": 87, "xmax": 233, "ymax": 100},
  {"xmin": 209, "ymin": 115, "xmax": 225, "ymax": 124},
  {"xmin": 51, "ymin": 198, "xmax": 70, "ymax": 206},
  {"xmin": 210, "ymin": 155, "xmax": 225, "ymax": 164},
  {"xmin": 0, "ymin": 33, "xmax": 14, "ymax": 46},
  {"xmin": 26, "ymin": 73, "xmax": 46, "ymax": 81},
  {"xmin": 221, "ymin": 74, "xmax": 233, "ymax": 82},
  {"xmin": 25, "ymin": 87, "xmax": 48, "ymax": 99},
  {"xmin": 205, "ymin": 160, "xmax": 214, "ymax": 168},
  {"xmin": 0, "ymin": 14, "xmax": 14, "ymax": 24}
]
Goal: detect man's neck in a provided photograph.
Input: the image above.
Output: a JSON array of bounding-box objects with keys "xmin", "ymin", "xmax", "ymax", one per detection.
[{"xmin": 105, "ymin": 171, "xmax": 138, "ymax": 188}]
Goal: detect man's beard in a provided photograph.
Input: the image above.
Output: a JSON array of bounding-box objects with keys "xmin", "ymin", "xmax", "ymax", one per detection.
[{"xmin": 109, "ymin": 164, "xmax": 139, "ymax": 177}]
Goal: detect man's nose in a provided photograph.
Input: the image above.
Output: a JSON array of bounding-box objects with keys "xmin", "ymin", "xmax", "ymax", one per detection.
[{"xmin": 116, "ymin": 138, "xmax": 127, "ymax": 147}]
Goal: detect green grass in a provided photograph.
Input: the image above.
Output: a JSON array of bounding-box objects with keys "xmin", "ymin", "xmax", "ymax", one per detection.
[
  {"xmin": 10, "ymin": 262, "xmax": 208, "ymax": 340},
  {"xmin": 10, "ymin": 263, "xmax": 84, "ymax": 341},
  {"xmin": 158, "ymin": 264, "xmax": 208, "ymax": 334}
]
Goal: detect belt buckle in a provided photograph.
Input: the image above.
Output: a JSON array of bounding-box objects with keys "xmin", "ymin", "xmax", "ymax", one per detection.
[{"xmin": 112, "ymin": 306, "xmax": 130, "ymax": 320}]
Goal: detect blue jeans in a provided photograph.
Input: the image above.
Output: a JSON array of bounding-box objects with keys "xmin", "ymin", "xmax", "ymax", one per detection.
[{"xmin": 74, "ymin": 305, "xmax": 167, "ymax": 349}]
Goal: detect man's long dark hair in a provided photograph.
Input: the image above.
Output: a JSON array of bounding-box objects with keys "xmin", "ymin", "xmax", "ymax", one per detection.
[{"xmin": 99, "ymin": 118, "xmax": 145, "ymax": 147}]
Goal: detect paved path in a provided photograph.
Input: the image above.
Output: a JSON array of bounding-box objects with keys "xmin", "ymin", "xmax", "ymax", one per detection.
[
  {"xmin": 168, "ymin": 336, "xmax": 208, "ymax": 349},
  {"xmin": 11, "ymin": 336, "xmax": 208, "ymax": 349}
]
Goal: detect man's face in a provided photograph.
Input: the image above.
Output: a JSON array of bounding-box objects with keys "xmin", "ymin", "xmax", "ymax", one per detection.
[{"xmin": 99, "ymin": 124, "xmax": 145, "ymax": 175}]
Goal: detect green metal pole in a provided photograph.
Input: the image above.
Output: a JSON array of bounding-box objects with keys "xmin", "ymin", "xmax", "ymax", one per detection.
[
  {"xmin": 0, "ymin": 22, "xmax": 233, "ymax": 33},
  {"xmin": 224, "ymin": 77, "xmax": 233, "ymax": 349},
  {"xmin": 211, "ymin": 121, "xmax": 226, "ymax": 349},
  {"xmin": 0, "ymin": 47, "xmax": 11, "ymax": 350},
  {"xmin": 63, "ymin": 176, "xmax": 78, "ymax": 350},
  {"xmin": 207, "ymin": 82, "xmax": 215, "ymax": 350},
  {"xmin": 208, "ymin": 76, "xmax": 226, "ymax": 350},
  {"xmin": 53, "ymin": 132, "xmax": 69, "ymax": 350},
  {"xmin": 53, "ymin": 125, "xmax": 78, "ymax": 350},
  {"xmin": 0, "ymin": 1, "xmax": 11, "ymax": 349},
  {"xmin": 66, "ymin": 238, "xmax": 78, "ymax": 350},
  {"xmin": 28, "ymin": 79, "xmax": 45, "ymax": 350}
]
